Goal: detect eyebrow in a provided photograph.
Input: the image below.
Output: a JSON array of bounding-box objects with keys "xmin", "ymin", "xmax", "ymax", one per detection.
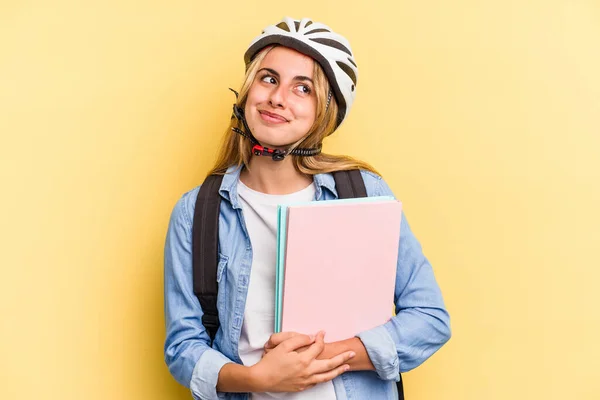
[{"xmin": 258, "ymin": 68, "xmax": 314, "ymax": 84}]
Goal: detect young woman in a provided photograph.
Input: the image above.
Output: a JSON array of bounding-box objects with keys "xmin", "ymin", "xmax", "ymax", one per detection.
[{"xmin": 164, "ymin": 17, "xmax": 451, "ymax": 400}]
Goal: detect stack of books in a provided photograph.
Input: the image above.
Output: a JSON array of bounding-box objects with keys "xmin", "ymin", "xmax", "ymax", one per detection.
[{"xmin": 275, "ymin": 197, "xmax": 403, "ymax": 342}]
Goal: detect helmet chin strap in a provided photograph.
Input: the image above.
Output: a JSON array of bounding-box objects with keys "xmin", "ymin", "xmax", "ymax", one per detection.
[{"xmin": 228, "ymin": 88, "xmax": 322, "ymax": 162}]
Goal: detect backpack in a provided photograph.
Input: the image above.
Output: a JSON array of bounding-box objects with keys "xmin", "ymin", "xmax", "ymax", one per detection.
[{"xmin": 192, "ymin": 169, "xmax": 404, "ymax": 399}]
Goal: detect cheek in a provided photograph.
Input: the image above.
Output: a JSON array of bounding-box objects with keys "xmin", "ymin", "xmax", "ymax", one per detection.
[
  {"xmin": 296, "ymin": 99, "xmax": 317, "ymax": 123},
  {"xmin": 247, "ymin": 84, "xmax": 268, "ymax": 106},
  {"xmin": 245, "ymin": 88, "xmax": 262, "ymax": 120}
]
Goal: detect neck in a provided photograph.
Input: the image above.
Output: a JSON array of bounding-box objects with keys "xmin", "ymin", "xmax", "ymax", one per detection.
[{"xmin": 240, "ymin": 155, "xmax": 313, "ymax": 195}]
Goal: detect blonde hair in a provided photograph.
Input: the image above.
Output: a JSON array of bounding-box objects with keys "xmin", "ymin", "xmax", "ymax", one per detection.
[{"xmin": 208, "ymin": 45, "xmax": 379, "ymax": 177}]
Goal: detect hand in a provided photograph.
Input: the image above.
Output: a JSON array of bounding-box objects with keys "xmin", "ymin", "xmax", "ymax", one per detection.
[
  {"xmin": 263, "ymin": 332, "xmax": 339, "ymax": 361},
  {"xmin": 250, "ymin": 331, "xmax": 355, "ymax": 393},
  {"xmin": 263, "ymin": 331, "xmax": 306, "ymax": 357},
  {"xmin": 265, "ymin": 332, "xmax": 377, "ymax": 370}
]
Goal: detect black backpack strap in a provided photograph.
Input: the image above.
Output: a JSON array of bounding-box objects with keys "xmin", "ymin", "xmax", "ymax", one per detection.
[
  {"xmin": 192, "ymin": 174, "xmax": 224, "ymax": 344},
  {"xmin": 333, "ymin": 169, "xmax": 405, "ymax": 400},
  {"xmin": 332, "ymin": 169, "xmax": 368, "ymax": 199},
  {"xmin": 397, "ymin": 374, "xmax": 405, "ymax": 400}
]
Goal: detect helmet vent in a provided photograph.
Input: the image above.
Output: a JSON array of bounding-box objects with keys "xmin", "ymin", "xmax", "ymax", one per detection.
[
  {"xmin": 309, "ymin": 38, "xmax": 352, "ymax": 56},
  {"xmin": 337, "ymin": 61, "xmax": 357, "ymax": 85},
  {"xmin": 276, "ymin": 22, "xmax": 290, "ymax": 32},
  {"xmin": 306, "ymin": 28, "xmax": 330, "ymax": 35}
]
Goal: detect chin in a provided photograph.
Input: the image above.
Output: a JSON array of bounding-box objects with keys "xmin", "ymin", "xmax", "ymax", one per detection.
[
  {"xmin": 254, "ymin": 138, "xmax": 291, "ymax": 149},
  {"xmin": 250, "ymin": 129, "xmax": 292, "ymax": 149}
]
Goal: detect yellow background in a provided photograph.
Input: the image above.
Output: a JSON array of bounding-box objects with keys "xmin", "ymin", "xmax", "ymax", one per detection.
[{"xmin": 2, "ymin": 1, "xmax": 599, "ymax": 399}]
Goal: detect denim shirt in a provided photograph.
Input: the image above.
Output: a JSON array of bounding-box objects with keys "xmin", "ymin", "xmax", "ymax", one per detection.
[{"xmin": 164, "ymin": 165, "xmax": 451, "ymax": 400}]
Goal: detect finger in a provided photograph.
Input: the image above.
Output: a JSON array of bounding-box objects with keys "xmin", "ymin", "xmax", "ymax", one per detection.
[
  {"xmin": 308, "ymin": 363, "xmax": 350, "ymax": 385},
  {"xmin": 265, "ymin": 331, "xmax": 301, "ymax": 349},
  {"xmin": 312, "ymin": 351, "xmax": 355, "ymax": 374},
  {"xmin": 262, "ymin": 346, "xmax": 272, "ymax": 357},
  {"xmin": 301, "ymin": 331, "xmax": 326, "ymax": 360},
  {"xmin": 295, "ymin": 344, "xmax": 311, "ymax": 353},
  {"xmin": 294, "ymin": 383, "xmax": 316, "ymax": 393},
  {"xmin": 280, "ymin": 333, "xmax": 316, "ymax": 352}
]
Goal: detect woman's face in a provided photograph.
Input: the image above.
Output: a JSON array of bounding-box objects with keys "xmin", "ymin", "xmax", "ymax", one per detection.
[{"xmin": 244, "ymin": 46, "xmax": 317, "ymax": 149}]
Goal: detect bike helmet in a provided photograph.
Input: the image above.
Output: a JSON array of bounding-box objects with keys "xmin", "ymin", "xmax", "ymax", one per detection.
[{"xmin": 244, "ymin": 17, "xmax": 358, "ymax": 129}]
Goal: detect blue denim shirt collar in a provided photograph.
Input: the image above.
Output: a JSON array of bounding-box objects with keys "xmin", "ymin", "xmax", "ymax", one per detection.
[{"xmin": 219, "ymin": 164, "xmax": 338, "ymax": 207}]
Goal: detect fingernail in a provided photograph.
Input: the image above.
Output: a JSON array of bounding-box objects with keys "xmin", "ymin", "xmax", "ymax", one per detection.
[
  {"xmin": 344, "ymin": 365, "xmax": 350, "ymax": 371},
  {"xmin": 349, "ymin": 352, "xmax": 356, "ymax": 358}
]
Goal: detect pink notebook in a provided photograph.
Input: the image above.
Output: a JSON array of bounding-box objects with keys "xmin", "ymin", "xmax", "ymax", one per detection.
[{"xmin": 280, "ymin": 199, "xmax": 402, "ymax": 342}]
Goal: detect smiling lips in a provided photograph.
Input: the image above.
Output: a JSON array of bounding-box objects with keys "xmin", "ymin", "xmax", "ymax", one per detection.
[{"xmin": 259, "ymin": 110, "xmax": 289, "ymax": 124}]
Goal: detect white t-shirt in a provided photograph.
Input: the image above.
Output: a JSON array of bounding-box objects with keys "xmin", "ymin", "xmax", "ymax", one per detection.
[{"xmin": 237, "ymin": 179, "xmax": 337, "ymax": 400}]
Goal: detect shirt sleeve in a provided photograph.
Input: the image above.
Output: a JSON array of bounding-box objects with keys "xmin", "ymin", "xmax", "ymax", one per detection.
[
  {"xmin": 356, "ymin": 176, "xmax": 451, "ymax": 380},
  {"xmin": 163, "ymin": 192, "xmax": 233, "ymax": 399},
  {"xmin": 190, "ymin": 349, "xmax": 233, "ymax": 399}
]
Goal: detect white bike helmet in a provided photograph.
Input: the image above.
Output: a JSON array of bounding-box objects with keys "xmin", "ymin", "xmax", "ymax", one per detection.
[{"xmin": 244, "ymin": 17, "xmax": 358, "ymax": 129}]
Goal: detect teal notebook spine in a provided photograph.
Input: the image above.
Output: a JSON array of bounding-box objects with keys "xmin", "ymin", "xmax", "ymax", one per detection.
[{"xmin": 274, "ymin": 204, "xmax": 289, "ymax": 333}]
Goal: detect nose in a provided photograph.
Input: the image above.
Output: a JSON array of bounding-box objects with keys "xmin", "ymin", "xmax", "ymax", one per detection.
[{"xmin": 268, "ymin": 84, "xmax": 287, "ymax": 108}]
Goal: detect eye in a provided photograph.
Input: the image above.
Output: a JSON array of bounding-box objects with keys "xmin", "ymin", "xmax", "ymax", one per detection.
[
  {"xmin": 261, "ymin": 75, "xmax": 277, "ymax": 85},
  {"xmin": 295, "ymin": 84, "xmax": 312, "ymax": 95}
]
